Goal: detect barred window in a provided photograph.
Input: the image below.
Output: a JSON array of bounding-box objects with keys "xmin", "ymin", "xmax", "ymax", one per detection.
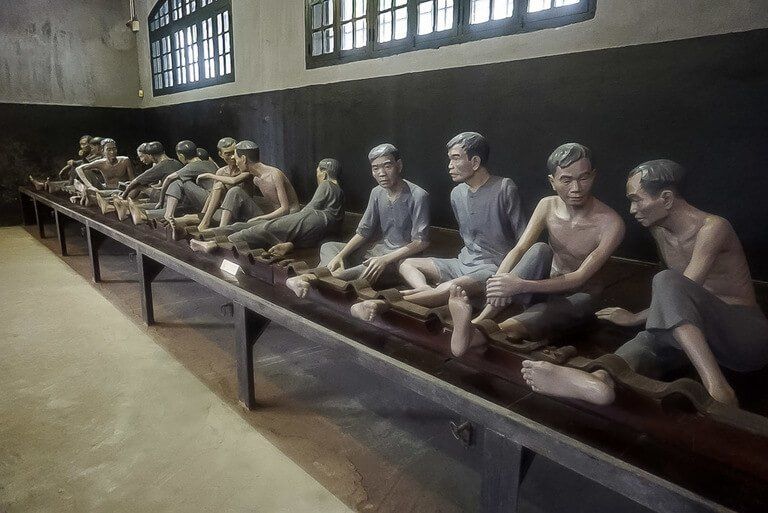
[
  {"xmin": 149, "ymin": 0, "xmax": 234, "ymax": 95},
  {"xmin": 306, "ymin": 0, "xmax": 596, "ymax": 68}
]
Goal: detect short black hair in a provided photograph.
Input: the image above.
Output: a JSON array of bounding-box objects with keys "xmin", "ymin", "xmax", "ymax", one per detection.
[
  {"xmin": 628, "ymin": 159, "xmax": 686, "ymax": 197},
  {"xmin": 318, "ymin": 158, "xmax": 341, "ymax": 180},
  {"xmin": 175, "ymin": 140, "xmax": 198, "ymax": 160},
  {"xmin": 101, "ymin": 138, "xmax": 116, "ymax": 148},
  {"xmin": 196, "ymin": 147, "xmax": 210, "ymax": 160},
  {"xmin": 368, "ymin": 143, "xmax": 401, "ymax": 163},
  {"xmin": 235, "ymin": 140, "xmax": 260, "ymax": 163},
  {"xmin": 144, "ymin": 141, "xmax": 165, "ymax": 156},
  {"xmin": 90, "ymin": 137, "xmax": 103, "ymax": 147},
  {"xmin": 217, "ymin": 137, "xmax": 237, "ymax": 150},
  {"xmin": 137, "ymin": 142, "xmax": 148, "ymax": 154},
  {"xmin": 446, "ymin": 132, "xmax": 490, "ymax": 165},
  {"xmin": 547, "ymin": 143, "xmax": 593, "ymax": 174}
]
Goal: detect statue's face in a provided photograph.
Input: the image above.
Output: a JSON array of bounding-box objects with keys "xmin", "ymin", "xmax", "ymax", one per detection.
[
  {"xmin": 626, "ymin": 173, "xmax": 668, "ymax": 227},
  {"xmin": 370, "ymin": 154, "xmax": 402, "ymax": 190},
  {"xmin": 90, "ymin": 143, "xmax": 102, "ymax": 158},
  {"xmin": 219, "ymin": 145, "xmax": 236, "ymax": 167},
  {"xmin": 548, "ymin": 158, "xmax": 595, "ymax": 207},
  {"xmin": 79, "ymin": 138, "xmax": 91, "ymax": 154},
  {"xmin": 234, "ymin": 151, "xmax": 247, "ymax": 171},
  {"xmin": 447, "ymin": 144, "xmax": 478, "ymax": 183},
  {"xmin": 104, "ymin": 142, "xmax": 118, "ymax": 161},
  {"xmin": 137, "ymin": 151, "xmax": 153, "ymax": 165}
]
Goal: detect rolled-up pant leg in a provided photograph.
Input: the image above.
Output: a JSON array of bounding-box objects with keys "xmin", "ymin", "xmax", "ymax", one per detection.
[
  {"xmin": 221, "ymin": 187, "xmax": 270, "ymax": 222},
  {"xmin": 616, "ymin": 269, "xmax": 768, "ymax": 374}
]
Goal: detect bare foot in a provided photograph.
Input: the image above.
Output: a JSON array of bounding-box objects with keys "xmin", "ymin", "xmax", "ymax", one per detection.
[
  {"xmin": 189, "ymin": 239, "xmax": 218, "ymax": 254},
  {"xmin": 498, "ymin": 317, "xmax": 530, "ymax": 340},
  {"xmin": 30, "ymin": 176, "xmax": 46, "ymax": 190},
  {"xmin": 113, "ymin": 199, "xmax": 129, "ymax": 221},
  {"xmin": 128, "ymin": 198, "xmax": 147, "ymax": 225},
  {"xmin": 286, "ymin": 275, "xmax": 314, "ymax": 298},
  {"xmin": 268, "ymin": 242, "xmax": 294, "ymax": 257},
  {"xmin": 94, "ymin": 192, "xmax": 114, "ymax": 214},
  {"xmin": 521, "ymin": 360, "xmax": 616, "ymax": 406},
  {"xmin": 448, "ymin": 284, "xmax": 486, "ymax": 357},
  {"xmin": 167, "ymin": 217, "xmax": 184, "ymax": 240},
  {"xmin": 350, "ymin": 299, "xmax": 389, "ymax": 322}
]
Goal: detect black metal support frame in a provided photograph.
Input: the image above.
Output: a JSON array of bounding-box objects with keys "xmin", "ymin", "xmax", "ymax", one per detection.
[{"xmin": 18, "ymin": 188, "xmax": 734, "ymax": 513}]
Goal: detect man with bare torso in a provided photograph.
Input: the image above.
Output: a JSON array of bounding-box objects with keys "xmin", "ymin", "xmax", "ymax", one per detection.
[
  {"xmin": 449, "ymin": 143, "xmax": 625, "ymax": 357},
  {"xmin": 522, "ymin": 159, "xmax": 768, "ymax": 406},
  {"xmin": 212, "ymin": 140, "xmax": 300, "ymax": 227},
  {"xmin": 192, "ymin": 137, "xmax": 246, "ymax": 231},
  {"xmin": 75, "ymin": 138, "xmax": 135, "ymax": 205}
]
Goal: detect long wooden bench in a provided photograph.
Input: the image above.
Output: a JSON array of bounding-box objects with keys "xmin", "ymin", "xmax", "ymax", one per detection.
[{"xmin": 19, "ymin": 186, "xmax": 768, "ymax": 513}]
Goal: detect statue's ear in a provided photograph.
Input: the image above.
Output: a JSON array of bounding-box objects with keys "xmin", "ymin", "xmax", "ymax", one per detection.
[
  {"xmin": 660, "ymin": 190, "xmax": 675, "ymax": 209},
  {"xmin": 470, "ymin": 155, "xmax": 482, "ymax": 171},
  {"xmin": 547, "ymin": 174, "xmax": 556, "ymax": 191}
]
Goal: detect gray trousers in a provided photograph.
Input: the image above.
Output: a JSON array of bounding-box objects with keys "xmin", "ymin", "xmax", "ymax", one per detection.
[
  {"xmin": 165, "ymin": 180, "xmax": 208, "ymax": 215},
  {"xmin": 616, "ymin": 269, "xmax": 768, "ymax": 377},
  {"xmin": 319, "ymin": 240, "xmax": 400, "ymax": 284},
  {"xmin": 504, "ymin": 242, "xmax": 595, "ymax": 341},
  {"xmin": 220, "ymin": 187, "xmax": 272, "ymax": 222}
]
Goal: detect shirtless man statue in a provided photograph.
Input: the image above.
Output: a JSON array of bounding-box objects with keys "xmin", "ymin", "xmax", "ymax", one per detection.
[
  {"xmin": 449, "ymin": 143, "xmax": 625, "ymax": 356},
  {"xmin": 75, "ymin": 138, "xmax": 135, "ymax": 205},
  {"xmin": 211, "ymin": 140, "xmax": 300, "ymax": 226},
  {"xmin": 286, "ymin": 143, "xmax": 430, "ymax": 311},
  {"xmin": 362, "ymin": 132, "xmax": 526, "ymax": 315},
  {"xmin": 522, "ymin": 159, "xmax": 768, "ymax": 406},
  {"xmin": 193, "ymin": 137, "xmax": 242, "ymax": 231},
  {"xmin": 190, "ymin": 158, "xmax": 344, "ymax": 256}
]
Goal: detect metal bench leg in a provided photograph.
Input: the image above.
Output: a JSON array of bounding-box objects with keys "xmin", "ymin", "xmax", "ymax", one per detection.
[
  {"xmin": 33, "ymin": 199, "xmax": 46, "ymax": 238},
  {"xmin": 481, "ymin": 429, "xmax": 535, "ymax": 513},
  {"xmin": 20, "ymin": 194, "xmax": 36, "ymax": 226},
  {"xmin": 86, "ymin": 225, "xmax": 106, "ymax": 283},
  {"xmin": 55, "ymin": 210, "xmax": 68, "ymax": 256},
  {"xmin": 137, "ymin": 252, "xmax": 164, "ymax": 325},
  {"xmin": 234, "ymin": 303, "xmax": 270, "ymax": 410}
]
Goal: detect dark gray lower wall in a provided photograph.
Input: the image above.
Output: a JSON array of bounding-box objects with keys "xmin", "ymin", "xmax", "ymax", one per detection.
[
  {"xmin": 0, "ymin": 103, "xmax": 145, "ymax": 224},
  {"xmin": 4, "ymin": 29, "xmax": 767, "ymax": 279}
]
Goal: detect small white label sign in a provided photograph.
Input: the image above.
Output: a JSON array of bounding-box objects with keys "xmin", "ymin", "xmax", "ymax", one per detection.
[{"xmin": 220, "ymin": 259, "xmax": 241, "ymax": 276}]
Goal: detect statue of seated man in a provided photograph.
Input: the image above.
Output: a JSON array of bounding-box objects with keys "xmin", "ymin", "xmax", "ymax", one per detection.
[
  {"xmin": 111, "ymin": 142, "xmax": 183, "ymax": 219},
  {"xmin": 286, "ymin": 143, "xmax": 430, "ymax": 308},
  {"xmin": 128, "ymin": 140, "xmax": 217, "ymax": 226},
  {"xmin": 210, "ymin": 140, "xmax": 300, "ymax": 227},
  {"xmin": 74, "ymin": 138, "xmax": 135, "ymax": 205},
  {"xmin": 352, "ymin": 132, "xmax": 527, "ymax": 320},
  {"xmin": 448, "ymin": 143, "xmax": 625, "ymax": 356},
  {"xmin": 192, "ymin": 137, "xmax": 245, "ymax": 231},
  {"xmin": 522, "ymin": 160, "xmax": 768, "ymax": 407},
  {"xmin": 190, "ymin": 158, "xmax": 344, "ymax": 256}
]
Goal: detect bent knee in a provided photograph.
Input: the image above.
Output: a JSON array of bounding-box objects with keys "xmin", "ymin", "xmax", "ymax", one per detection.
[
  {"xmin": 651, "ymin": 269, "xmax": 689, "ymax": 292},
  {"xmin": 528, "ymin": 242, "xmax": 553, "ymax": 259}
]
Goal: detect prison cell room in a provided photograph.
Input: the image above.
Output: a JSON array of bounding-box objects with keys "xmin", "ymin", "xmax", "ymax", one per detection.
[{"xmin": 2, "ymin": 1, "xmax": 768, "ymax": 512}]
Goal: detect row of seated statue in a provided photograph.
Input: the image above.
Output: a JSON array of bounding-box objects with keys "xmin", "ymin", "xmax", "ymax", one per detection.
[{"xmin": 29, "ymin": 132, "xmax": 768, "ymax": 412}]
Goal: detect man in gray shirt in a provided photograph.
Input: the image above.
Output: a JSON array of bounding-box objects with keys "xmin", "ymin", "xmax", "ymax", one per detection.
[
  {"xmin": 127, "ymin": 140, "xmax": 217, "ymax": 225},
  {"xmin": 397, "ymin": 132, "xmax": 527, "ymax": 308},
  {"xmin": 286, "ymin": 144, "xmax": 430, "ymax": 303}
]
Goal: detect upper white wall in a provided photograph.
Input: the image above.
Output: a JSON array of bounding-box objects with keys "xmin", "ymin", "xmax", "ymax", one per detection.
[
  {"xmin": 0, "ymin": 0, "xmax": 140, "ymax": 108},
  {"xmin": 136, "ymin": 0, "xmax": 768, "ymax": 108}
]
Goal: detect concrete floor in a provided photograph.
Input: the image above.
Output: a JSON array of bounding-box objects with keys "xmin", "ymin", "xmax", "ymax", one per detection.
[
  {"xmin": 0, "ymin": 221, "xmax": 653, "ymax": 513},
  {"xmin": 0, "ymin": 226, "xmax": 351, "ymax": 513}
]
